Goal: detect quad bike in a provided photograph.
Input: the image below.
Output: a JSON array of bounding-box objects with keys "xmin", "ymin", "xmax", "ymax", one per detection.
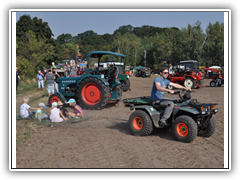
[
  {"xmin": 123, "ymin": 90, "xmax": 218, "ymax": 143},
  {"xmin": 210, "ymin": 75, "xmax": 224, "ymax": 87}
]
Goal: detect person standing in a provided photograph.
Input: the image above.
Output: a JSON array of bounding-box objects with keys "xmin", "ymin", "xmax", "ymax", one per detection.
[
  {"xmin": 37, "ymin": 70, "xmax": 44, "ymax": 91},
  {"xmin": 52, "ymin": 67, "xmax": 60, "ymax": 92},
  {"xmin": 16, "ymin": 68, "xmax": 20, "ymax": 91},
  {"xmin": 44, "ymin": 69, "xmax": 55, "ymax": 97},
  {"xmin": 41, "ymin": 68, "xmax": 46, "ymax": 77},
  {"xmin": 51, "ymin": 62, "xmax": 56, "ymax": 68},
  {"xmin": 216, "ymin": 71, "xmax": 223, "ymax": 87}
]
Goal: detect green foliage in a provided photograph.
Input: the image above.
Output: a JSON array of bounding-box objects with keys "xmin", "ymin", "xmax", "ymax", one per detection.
[
  {"xmin": 17, "ymin": 15, "xmax": 53, "ymax": 40},
  {"xmin": 17, "ymin": 30, "xmax": 55, "ymax": 77}
]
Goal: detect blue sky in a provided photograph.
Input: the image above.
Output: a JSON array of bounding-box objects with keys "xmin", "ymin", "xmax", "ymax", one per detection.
[{"xmin": 15, "ymin": 10, "xmax": 224, "ymax": 39}]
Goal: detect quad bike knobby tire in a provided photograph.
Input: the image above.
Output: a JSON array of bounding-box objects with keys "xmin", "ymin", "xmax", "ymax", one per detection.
[
  {"xmin": 77, "ymin": 77, "xmax": 110, "ymax": 110},
  {"xmin": 129, "ymin": 110, "xmax": 153, "ymax": 136},
  {"xmin": 173, "ymin": 115, "xmax": 198, "ymax": 143},
  {"xmin": 210, "ymin": 81, "xmax": 216, "ymax": 87},
  {"xmin": 184, "ymin": 77, "xmax": 196, "ymax": 89},
  {"xmin": 198, "ymin": 117, "xmax": 216, "ymax": 137}
]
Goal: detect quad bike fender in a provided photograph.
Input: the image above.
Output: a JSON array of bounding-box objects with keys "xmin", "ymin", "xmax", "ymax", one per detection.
[
  {"xmin": 177, "ymin": 106, "xmax": 199, "ymax": 115},
  {"xmin": 132, "ymin": 105, "xmax": 161, "ymax": 127}
]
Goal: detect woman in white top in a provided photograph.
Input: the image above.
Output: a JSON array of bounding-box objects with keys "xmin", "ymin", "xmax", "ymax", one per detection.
[{"xmin": 50, "ymin": 102, "xmax": 68, "ymax": 122}]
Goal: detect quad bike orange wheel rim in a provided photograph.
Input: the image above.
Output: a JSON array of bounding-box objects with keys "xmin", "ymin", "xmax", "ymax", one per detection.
[
  {"xmin": 176, "ymin": 123, "xmax": 189, "ymax": 137},
  {"xmin": 133, "ymin": 117, "xmax": 143, "ymax": 130}
]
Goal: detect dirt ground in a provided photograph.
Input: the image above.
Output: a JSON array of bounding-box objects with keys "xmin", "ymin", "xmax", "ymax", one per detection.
[{"xmin": 15, "ymin": 76, "xmax": 225, "ymax": 169}]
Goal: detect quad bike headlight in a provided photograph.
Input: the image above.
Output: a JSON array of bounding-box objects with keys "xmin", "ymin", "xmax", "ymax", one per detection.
[{"xmin": 200, "ymin": 107, "xmax": 208, "ymax": 114}]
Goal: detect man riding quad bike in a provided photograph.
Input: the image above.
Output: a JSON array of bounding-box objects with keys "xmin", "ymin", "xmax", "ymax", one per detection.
[
  {"xmin": 123, "ymin": 67, "xmax": 218, "ymax": 143},
  {"xmin": 210, "ymin": 71, "xmax": 224, "ymax": 87}
]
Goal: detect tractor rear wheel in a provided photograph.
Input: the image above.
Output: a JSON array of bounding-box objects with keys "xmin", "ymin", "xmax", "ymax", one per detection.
[{"xmin": 77, "ymin": 77, "xmax": 110, "ymax": 110}]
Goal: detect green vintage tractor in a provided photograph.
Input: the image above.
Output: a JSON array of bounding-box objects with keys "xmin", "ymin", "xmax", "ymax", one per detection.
[
  {"xmin": 48, "ymin": 51, "xmax": 125, "ymax": 110},
  {"xmin": 123, "ymin": 90, "xmax": 218, "ymax": 143},
  {"xmin": 96, "ymin": 62, "xmax": 131, "ymax": 92}
]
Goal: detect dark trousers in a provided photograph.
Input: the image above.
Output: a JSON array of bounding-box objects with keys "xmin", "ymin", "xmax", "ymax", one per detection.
[
  {"xmin": 160, "ymin": 101, "xmax": 174, "ymax": 122},
  {"xmin": 16, "ymin": 80, "xmax": 19, "ymax": 90}
]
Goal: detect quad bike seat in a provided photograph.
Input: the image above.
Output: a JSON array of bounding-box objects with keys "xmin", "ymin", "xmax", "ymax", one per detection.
[
  {"xmin": 151, "ymin": 97, "xmax": 178, "ymax": 110},
  {"xmin": 151, "ymin": 100, "xmax": 167, "ymax": 110}
]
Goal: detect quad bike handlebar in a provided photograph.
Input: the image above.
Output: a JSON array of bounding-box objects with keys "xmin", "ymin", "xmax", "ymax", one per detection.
[{"xmin": 168, "ymin": 89, "xmax": 193, "ymax": 101}]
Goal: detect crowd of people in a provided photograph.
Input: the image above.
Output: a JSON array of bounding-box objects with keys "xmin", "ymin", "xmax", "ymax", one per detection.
[{"xmin": 35, "ymin": 62, "xmax": 84, "ymax": 97}]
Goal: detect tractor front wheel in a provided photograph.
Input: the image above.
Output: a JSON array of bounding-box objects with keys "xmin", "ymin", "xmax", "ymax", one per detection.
[
  {"xmin": 48, "ymin": 93, "xmax": 64, "ymax": 106},
  {"xmin": 184, "ymin": 77, "xmax": 196, "ymax": 89},
  {"xmin": 121, "ymin": 79, "xmax": 130, "ymax": 92}
]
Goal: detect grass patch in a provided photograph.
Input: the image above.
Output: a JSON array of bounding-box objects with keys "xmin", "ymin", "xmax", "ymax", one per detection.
[
  {"xmin": 16, "ymin": 120, "xmax": 38, "ymax": 146},
  {"xmin": 17, "ymin": 79, "xmax": 38, "ymax": 95}
]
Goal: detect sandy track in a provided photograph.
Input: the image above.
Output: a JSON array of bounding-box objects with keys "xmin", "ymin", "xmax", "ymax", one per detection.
[{"xmin": 16, "ymin": 77, "xmax": 224, "ymax": 168}]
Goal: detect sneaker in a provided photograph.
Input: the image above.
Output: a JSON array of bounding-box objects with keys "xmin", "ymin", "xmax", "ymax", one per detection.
[
  {"xmin": 159, "ymin": 120, "xmax": 167, "ymax": 127},
  {"xmin": 75, "ymin": 116, "xmax": 79, "ymax": 119},
  {"xmin": 68, "ymin": 116, "xmax": 71, "ymax": 118}
]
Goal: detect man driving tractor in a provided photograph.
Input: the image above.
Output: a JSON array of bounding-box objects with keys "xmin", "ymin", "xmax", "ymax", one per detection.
[{"xmin": 150, "ymin": 67, "xmax": 191, "ymax": 127}]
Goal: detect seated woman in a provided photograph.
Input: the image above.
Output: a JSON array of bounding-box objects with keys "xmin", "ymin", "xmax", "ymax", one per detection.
[{"xmin": 67, "ymin": 99, "xmax": 84, "ymax": 118}]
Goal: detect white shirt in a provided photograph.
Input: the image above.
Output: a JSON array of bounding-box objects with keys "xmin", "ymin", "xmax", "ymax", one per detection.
[
  {"xmin": 20, "ymin": 104, "xmax": 30, "ymax": 118},
  {"xmin": 50, "ymin": 108, "xmax": 63, "ymax": 122}
]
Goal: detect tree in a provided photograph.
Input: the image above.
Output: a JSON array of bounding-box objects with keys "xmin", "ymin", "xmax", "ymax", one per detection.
[
  {"xmin": 81, "ymin": 35, "xmax": 108, "ymax": 51},
  {"xmin": 101, "ymin": 33, "xmax": 113, "ymax": 44},
  {"xmin": 203, "ymin": 22, "xmax": 224, "ymax": 67},
  {"xmin": 16, "ymin": 15, "xmax": 53, "ymax": 41},
  {"xmin": 179, "ymin": 21, "xmax": 205, "ymax": 65},
  {"xmin": 16, "ymin": 30, "xmax": 55, "ymax": 78},
  {"xmin": 111, "ymin": 32, "xmax": 142, "ymax": 66},
  {"xmin": 77, "ymin": 30, "xmax": 97, "ymax": 40},
  {"xmin": 114, "ymin": 25, "xmax": 133, "ymax": 35},
  {"xmin": 56, "ymin": 33, "xmax": 73, "ymax": 44}
]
